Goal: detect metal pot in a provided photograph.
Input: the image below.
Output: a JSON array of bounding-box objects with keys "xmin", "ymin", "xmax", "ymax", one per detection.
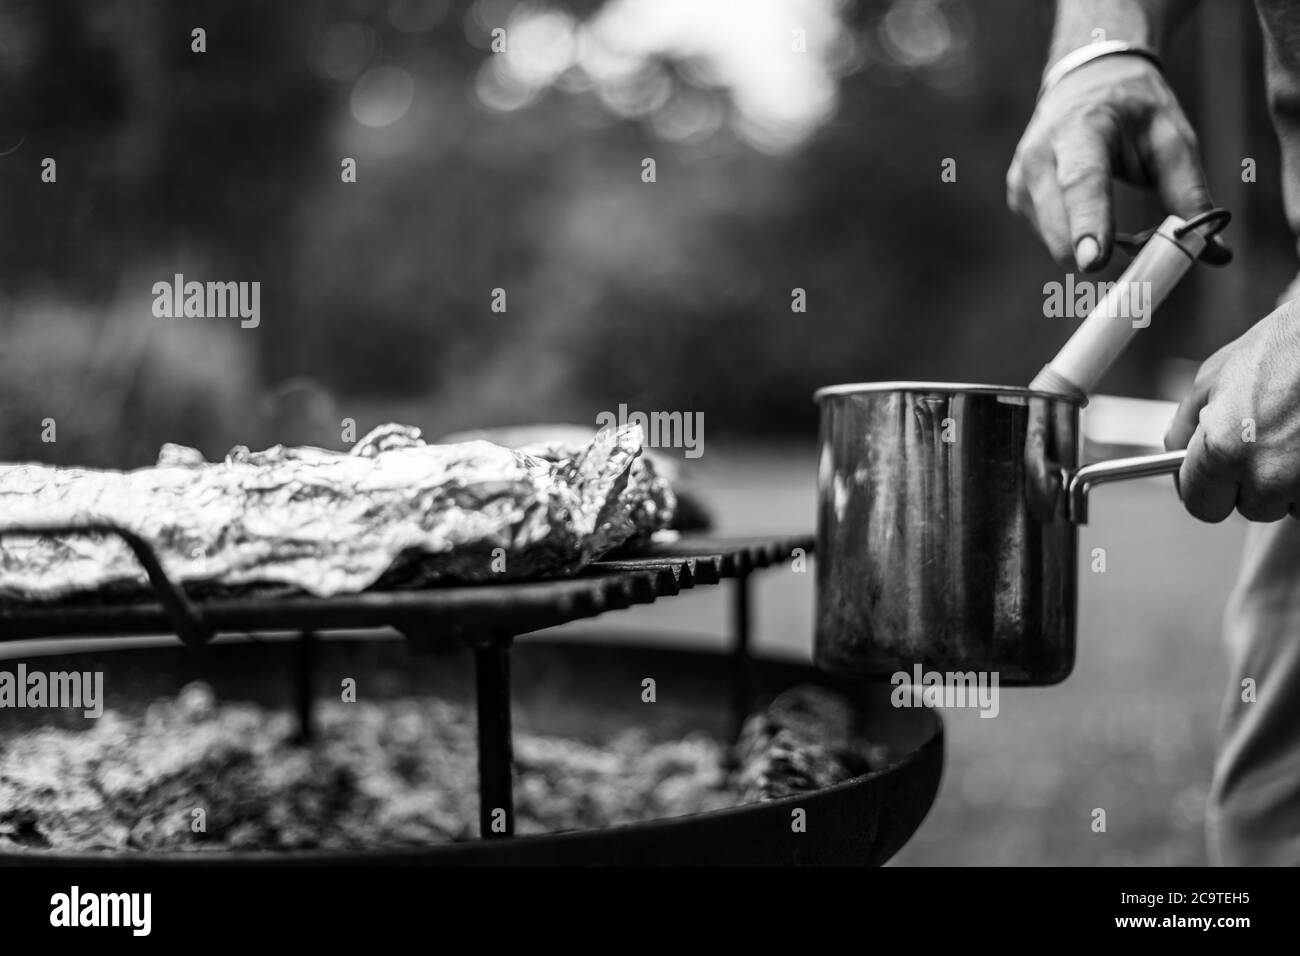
[{"xmin": 813, "ymin": 382, "xmax": 1184, "ymax": 685}]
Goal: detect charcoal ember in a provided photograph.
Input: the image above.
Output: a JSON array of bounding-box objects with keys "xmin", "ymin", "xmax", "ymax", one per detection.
[
  {"xmin": 0, "ymin": 681, "xmax": 877, "ymax": 852},
  {"xmin": 0, "ymin": 423, "xmax": 668, "ymax": 602},
  {"xmin": 175, "ymin": 681, "xmax": 218, "ymax": 721},
  {"xmin": 0, "ymin": 723, "xmax": 130, "ymax": 850},
  {"xmin": 735, "ymin": 732, "xmax": 854, "ymax": 798},
  {"xmin": 512, "ymin": 730, "xmax": 733, "ymax": 835},
  {"xmin": 0, "ymin": 808, "xmax": 49, "ymax": 847},
  {"xmin": 763, "ymin": 685, "xmax": 859, "ymax": 745},
  {"xmin": 734, "ymin": 685, "xmax": 875, "ymax": 800}
]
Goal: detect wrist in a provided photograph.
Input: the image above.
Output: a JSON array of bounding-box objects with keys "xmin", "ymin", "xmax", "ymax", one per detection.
[
  {"xmin": 1047, "ymin": 0, "xmax": 1196, "ymax": 66},
  {"xmin": 1039, "ymin": 42, "xmax": 1164, "ymax": 100},
  {"xmin": 1049, "ymin": 8, "xmax": 1158, "ymax": 64}
]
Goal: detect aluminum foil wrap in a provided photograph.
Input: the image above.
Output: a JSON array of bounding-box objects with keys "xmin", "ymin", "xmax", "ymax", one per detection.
[
  {"xmin": 438, "ymin": 424, "xmax": 677, "ymax": 546},
  {"xmin": 0, "ymin": 423, "xmax": 675, "ymax": 602}
]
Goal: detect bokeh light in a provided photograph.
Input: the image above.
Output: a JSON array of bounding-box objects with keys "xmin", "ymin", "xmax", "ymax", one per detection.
[
  {"xmin": 387, "ymin": 0, "xmax": 450, "ymax": 34},
  {"xmin": 311, "ymin": 21, "xmax": 374, "ymax": 82},
  {"xmin": 472, "ymin": 0, "xmax": 856, "ymax": 153},
  {"xmin": 350, "ymin": 64, "xmax": 416, "ymax": 126}
]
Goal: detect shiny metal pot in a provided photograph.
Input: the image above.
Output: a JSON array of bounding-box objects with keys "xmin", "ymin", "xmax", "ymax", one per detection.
[{"xmin": 813, "ymin": 382, "xmax": 1184, "ymax": 685}]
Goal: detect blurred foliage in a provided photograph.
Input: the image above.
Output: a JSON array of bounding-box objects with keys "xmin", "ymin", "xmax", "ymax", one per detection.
[
  {"xmin": 0, "ymin": 292, "xmax": 259, "ymax": 466},
  {"xmin": 1, "ymin": 0, "xmax": 1295, "ymax": 467}
]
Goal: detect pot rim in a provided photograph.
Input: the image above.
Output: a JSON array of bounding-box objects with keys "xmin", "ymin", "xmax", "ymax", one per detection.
[{"xmin": 813, "ymin": 381, "xmax": 1087, "ymax": 405}]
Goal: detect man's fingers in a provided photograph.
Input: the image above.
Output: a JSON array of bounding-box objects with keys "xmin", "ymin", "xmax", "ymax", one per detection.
[
  {"xmin": 1052, "ymin": 117, "xmax": 1115, "ymax": 272},
  {"xmin": 1006, "ymin": 149, "xmax": 1031, "ymax": 213},
  {"xmin": 1025, "ymin": 166, "xmax": 1074, "ymax": 265},
  {"xmin": 1008, "ymin": 145, "xmax": 1074, "ymax": 265},
  {"xmin": 1146, "ymin": 112, "xmax": 1215, "ymax": 221},
  {"xmin": 1236, "ymin": 486, "xmax": 1290, "ymax": 523},
  {"xmin": 1178, "ymin": 428, "xmax": 1239, "ymax": 523}
]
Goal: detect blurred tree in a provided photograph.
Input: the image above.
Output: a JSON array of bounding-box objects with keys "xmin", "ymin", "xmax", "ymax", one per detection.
[{"xmin": 1, "ymin": 0, "xmax": 1293, "ymax": 462}]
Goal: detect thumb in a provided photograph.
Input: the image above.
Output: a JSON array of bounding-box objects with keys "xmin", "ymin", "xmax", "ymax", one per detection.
[
  {"xmin": 1178, "ymin": 427, "xmax": 1239, "ymax": 523},
  {"xmin": 1165, "ymin": 345, "xmax": 1234, "ymax": 450}
]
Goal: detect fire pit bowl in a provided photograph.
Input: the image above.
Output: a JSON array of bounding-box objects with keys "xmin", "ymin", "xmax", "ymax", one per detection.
[{"xmin": 0, "ymin": 635, "xmax": 942, "ymax": 866}]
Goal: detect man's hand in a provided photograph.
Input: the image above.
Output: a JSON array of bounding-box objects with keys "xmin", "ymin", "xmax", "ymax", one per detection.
[
  {"xmin": 1007, "ymin": 54, "xmax": 1214, "ymax": 272},
  {"xmin": 1165, "ymin": 302, "xmax": 1300, "ymax": 522}
]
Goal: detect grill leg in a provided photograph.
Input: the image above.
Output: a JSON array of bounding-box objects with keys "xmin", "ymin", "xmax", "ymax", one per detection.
[
  {"xmin": 730, "ymin": 566, "xmax": 754, "ymax": 736},
  {"xmin": 294, "ymin": 629, "xmax": 316, "ymax": 744},
  {"xmin": 732, "ymin": 564, "xmax": 751, "ymax": 655},
  {"xmin": 475, "ymin": 638, "xmax": 514, "ymax": 838}
]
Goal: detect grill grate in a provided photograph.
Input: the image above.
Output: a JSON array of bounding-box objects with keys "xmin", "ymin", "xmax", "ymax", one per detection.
[
  {"xmin": 0, "ymin": 527, "xmax": 810, "ymax": 644},
  {"xmin": 0, "ymin": 524, "xmax": 812, "ymax": 839}
]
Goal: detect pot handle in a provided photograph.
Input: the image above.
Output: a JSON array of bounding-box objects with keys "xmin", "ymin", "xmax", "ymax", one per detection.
[{"xmin": 1067, "ymin": 450, "xmax": 1185, "ymax": 524}]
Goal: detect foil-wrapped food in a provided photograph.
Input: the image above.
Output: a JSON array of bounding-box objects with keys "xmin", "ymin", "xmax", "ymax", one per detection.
[{"xmin": 0, "ymin": 423, "xmax": 674, "ymax": 602}]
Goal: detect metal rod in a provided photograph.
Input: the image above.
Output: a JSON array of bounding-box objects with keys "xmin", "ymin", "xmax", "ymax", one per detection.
[
  {"xmin": 294, "ymin": 629, "xmax": 316, "ymax": 744},
  {"xmin": 730, "ymin": 566, "xmax": 753, "ymax": 735},
  {"xmin": 732, "ymin": 565, "xmax": 751, "ymax": 655},
  {"xmin": 0, "ymin": 521, "xmax": 213, "ymax": 647},
  {"xmin": 474, "ymin": 638, "xmax": 515, "ymax": 838}
]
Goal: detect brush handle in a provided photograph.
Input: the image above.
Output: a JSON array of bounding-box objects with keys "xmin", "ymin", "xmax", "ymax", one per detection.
[{"xmin": 1030, "ymin": 215, "xmax": 1206, "ymax": 399}]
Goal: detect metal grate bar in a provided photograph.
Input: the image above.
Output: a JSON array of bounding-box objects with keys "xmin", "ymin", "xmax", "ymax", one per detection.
[
  {"xmin": 0, "ymin": 535, "xmax": 813, "ymax": 643},
  {"xmin": 0, "ymin": 522, "xmax": 214, "ymax": 646}
]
